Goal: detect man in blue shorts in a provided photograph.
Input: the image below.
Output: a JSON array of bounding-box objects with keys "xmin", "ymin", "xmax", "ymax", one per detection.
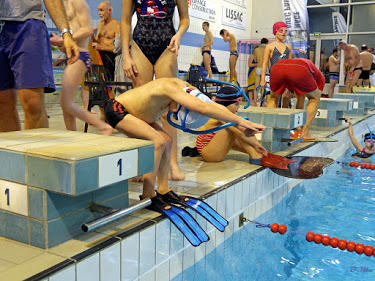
[{"xmin": 0, "ymin": 0, "xmax": 79, "ymax": 131}]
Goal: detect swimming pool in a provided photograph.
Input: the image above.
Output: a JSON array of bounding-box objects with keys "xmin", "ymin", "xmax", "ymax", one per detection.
[{"xmin": 173, "ymin": 148, "xmax": 375, "ymax": 281}]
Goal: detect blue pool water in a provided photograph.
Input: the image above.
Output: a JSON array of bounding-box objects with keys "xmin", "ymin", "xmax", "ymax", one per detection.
[{"xmin": 174, "ymin": 149, "xmax": 375, "ymax": 281}]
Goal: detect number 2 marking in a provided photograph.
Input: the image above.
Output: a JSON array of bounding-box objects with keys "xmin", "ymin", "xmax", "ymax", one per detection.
[
  {"xmin": 5, "ymin": 188, "xmax": 10, "ymax": 206},
  {"xmin": 117, "ymin": 159, "xmax": 122, "ymax": 176}
]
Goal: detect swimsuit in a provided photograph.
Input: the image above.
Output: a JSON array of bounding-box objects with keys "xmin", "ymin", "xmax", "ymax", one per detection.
[
  {"xmin": 196, "ymin": 133, "xmax": 216, "ymax": 156},
  {"xmin": 255, "ymin": 67, "xmax": 262, "ymax": 76},
  {"xmin": 270, "ymin": 46, "xmax": 290, "ymax": 70},
  {"xmin": 359, "ymin": 70, "xmax": 370, "ymax": 80},
  {"xmin": 79, "ymin": 52, "xmax": 92, "ymax": 69},
  {"xmin": 270, "ymin": 58, "xmax": 325, "ymax": 96},
  {"xmin": 230, "ymin": 51, "xmax": 239, "ymax": 57},
  {"xmin": 329, "ymin": 72, "xmax": 339, "ymax": 81},
  {"xmin": 133, "ymin": 0, "xmax": 176, "ymax": 65},
  {"xmin": 352, "ymin": 148, "xmax": 373, "ymax": 158},
  {"xmin": 202, "ymin": 50, "xmax": 211, "ymax": 56},
  {"xmin": 104, "ymin": 98, "xmax": 129, "ymax": 128}
]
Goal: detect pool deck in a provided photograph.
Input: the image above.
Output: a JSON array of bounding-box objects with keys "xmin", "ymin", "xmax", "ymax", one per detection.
[{"xmin": 0, "ymin": 101, "xmax": 374, "ymax": 281}]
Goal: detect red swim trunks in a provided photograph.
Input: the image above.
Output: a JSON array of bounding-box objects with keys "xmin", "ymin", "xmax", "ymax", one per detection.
[
  {"xmin": 196, "ymin": 133, "xmax": 216, "ymax": 156},
  {"xmin": 270, "ymin": 58, "xmax": 325, "ymax": 96}
]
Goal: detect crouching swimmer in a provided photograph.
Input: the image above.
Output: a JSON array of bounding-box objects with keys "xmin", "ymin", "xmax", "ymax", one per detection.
[
  {"xmin": 195, "ymin": 86, "xmax": 268, "ymax": 162},
  {"xmin": 103, "ymin": 78, "xmax": 266, "ymax": 200}
]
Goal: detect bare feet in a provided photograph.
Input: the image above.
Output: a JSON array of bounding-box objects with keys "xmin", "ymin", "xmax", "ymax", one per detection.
[
  {"xmin": 170, "ymin": 166, "xmax": 185, "ymax": 181},
  {"xmin": 99, "ymin": 124, "xmax": 113, "ymax": 136},
  {"xmin": 302, "ymin": 134, "xmax": 316, "ymax": 141},
  {"xmin": 131, "ymin": 176, "xmax": 144, "ymax": 182}
]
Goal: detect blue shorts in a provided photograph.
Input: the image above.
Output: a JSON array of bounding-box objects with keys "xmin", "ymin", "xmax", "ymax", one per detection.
[
  {"xmin": 0, "ymin": 19, "xmax": 55, "ymax": 92},
  {"xmin": 329, "ymin": 72, "xmax": 339, "ymax": 81}
]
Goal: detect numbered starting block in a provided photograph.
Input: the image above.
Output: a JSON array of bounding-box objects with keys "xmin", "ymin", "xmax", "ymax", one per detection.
[
  {"xmin": 0, "ymin": 129, "xmax": 153, "ymax": 248},
  {"xmin": 311, "ymin": 98, "xmax": 353, "ymax": 127},
  {"xmin": 238, "ymin": 107, "xmax": 306, "ymax": 152},
  {"xmin": 334, "ymin": 93, "xmax": 375, "ymax": 115}
]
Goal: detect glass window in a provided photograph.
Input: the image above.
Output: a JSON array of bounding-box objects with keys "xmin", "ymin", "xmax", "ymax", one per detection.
[
  {"xmin": 349, "ymin": 4, "xmax": 375, "ymax": 32},
  {"xmin": 348, "ymin": 35, "xmax": 375, "ymax": 50},
  {"xmin": 307, "ymin": 0, "xmax": 348, "ymax": 5},
  {"xmin": 309, "ymin": 7, "xmax": 345, "ymax": 33}
]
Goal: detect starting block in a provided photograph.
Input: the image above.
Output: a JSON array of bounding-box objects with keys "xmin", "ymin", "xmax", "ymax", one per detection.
[
  {"xmin": 334, "ymin": 93, "xmax": 375, "ymax": 115},
  {"xmin": 311, "ymin": 98, "xmax": 353, "ymax": 127},
  {"xmin": 0, "ymin": 129, "xmax": 154, "ymax": 248},
  {"xmin": 237, "ymin": 107, "xmax": 306, "ymax": 152}
]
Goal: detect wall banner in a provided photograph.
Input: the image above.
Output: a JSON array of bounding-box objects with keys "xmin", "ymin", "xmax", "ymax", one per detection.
[
  {"xmin": 188, "ymin": 0, "xmax": 217, "ymax": 22},
  {"xmin": 282, "ymin": 0, "xmax": 309, "ymax": 58},
  {"xmin": 221, "ymin": 6, "xmax": 246, "ymax": 30},
  {"xmin": 223, "ymin": 0, "xmax": 247, "ymax": 8}
]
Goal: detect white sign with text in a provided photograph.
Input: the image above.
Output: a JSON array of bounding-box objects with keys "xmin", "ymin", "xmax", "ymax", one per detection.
[
  {"xmin": 294, "ymin": 113, "xmax": 304, "ymax": 127},
  {"xmin": 221, "ymin": 6, "xmax": 246, "ymax": 30},
  {"xmin": 188, "ymin": 0, "xmax": 217, "ymax": 22}
]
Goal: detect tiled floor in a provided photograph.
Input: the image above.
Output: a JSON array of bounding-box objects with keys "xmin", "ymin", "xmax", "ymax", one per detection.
[{"xmin": 0, "ymin": 99, "xmax": 372, "ymax": 280}]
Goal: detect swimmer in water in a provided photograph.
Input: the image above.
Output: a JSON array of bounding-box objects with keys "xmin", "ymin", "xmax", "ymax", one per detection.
[{"xmin": 345, "ymin": 118, "xmax": 375, "ymax": 158}]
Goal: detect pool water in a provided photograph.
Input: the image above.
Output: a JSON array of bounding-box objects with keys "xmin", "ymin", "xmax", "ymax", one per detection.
[{"xmin": 173, "ymin": 149, "xmax": 375, "ymax": 281}]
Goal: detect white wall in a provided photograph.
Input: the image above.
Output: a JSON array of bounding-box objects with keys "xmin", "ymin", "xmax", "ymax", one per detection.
[{"xmin": 250, "ymin": 0, "xmax": 283, "ymax": 40}]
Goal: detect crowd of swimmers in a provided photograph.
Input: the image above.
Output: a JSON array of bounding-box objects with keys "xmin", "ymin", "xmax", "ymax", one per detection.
[{"xmin": 1, "ymin": 0, "xmax": 374, "ymax": 204}]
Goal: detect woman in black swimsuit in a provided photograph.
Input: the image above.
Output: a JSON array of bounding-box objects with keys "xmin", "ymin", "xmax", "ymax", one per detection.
[
  {"xmin": 260, "ymin": 21, "xmax": 292, "ymax": 108},
  {"xmin": 121, "ymin": 0, "xmax": 189, "ymax": 180}
]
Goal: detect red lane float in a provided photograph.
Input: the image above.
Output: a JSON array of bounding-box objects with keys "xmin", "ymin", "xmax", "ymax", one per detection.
[
  {"xmin": 349, "ymin": 161, "xmax": 375, "ymax": 170},
  {"xmin": 305, "ymin": 232, "xmax": 375, "ymax": 257},
  {"xmin": 270, "ymin": 223, "xmax": 288, "ymax": 235}
]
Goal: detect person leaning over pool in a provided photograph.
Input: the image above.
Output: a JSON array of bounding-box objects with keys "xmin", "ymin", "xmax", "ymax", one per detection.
[{"xmin": 102, "ymin": 78, "xmax": 266, "ymax": 200}]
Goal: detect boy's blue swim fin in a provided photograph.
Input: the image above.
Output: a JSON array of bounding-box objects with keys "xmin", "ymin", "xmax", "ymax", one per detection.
[
  {"xmin": 160, "ymin": 191, "xmax": 228, "ymax": 232},
  {"xmin": 148, "ymin": 195, "xmax": 209, "ymax": 247}
]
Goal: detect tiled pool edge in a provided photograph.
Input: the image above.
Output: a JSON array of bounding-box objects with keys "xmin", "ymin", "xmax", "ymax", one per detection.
[{"xmin": 28, "ymin": 115, "xmax": 375, "ymax": 281}]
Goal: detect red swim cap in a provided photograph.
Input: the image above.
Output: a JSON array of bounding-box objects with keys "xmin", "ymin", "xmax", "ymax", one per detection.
[{"xmin": 273, "ymin": 21, "xmax": 287, "ymax": 35}]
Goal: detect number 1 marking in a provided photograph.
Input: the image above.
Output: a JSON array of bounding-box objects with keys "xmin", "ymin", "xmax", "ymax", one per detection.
[
  {"xmin": 5, "ymin": 188, "xmax": 10, "ymax": 206},
  {"xmin": 117, "ymin": 159, "xmax": 122, "ymax": 176}
]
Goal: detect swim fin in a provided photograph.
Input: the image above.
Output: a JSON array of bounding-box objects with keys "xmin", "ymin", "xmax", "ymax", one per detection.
[
  {"xmin": 148, "ymin": 195, "xmax": 209, "ymax": 247},
  {"xmin": 250, "ymin": 153, "xmax": 296, "ymax": 170},
  {"xmin": 160, "ymin": 191, "xmax": 228, "ymax": 232}
]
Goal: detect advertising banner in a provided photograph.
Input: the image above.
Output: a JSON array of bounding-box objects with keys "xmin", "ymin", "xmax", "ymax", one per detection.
[
  {"xmin": 223, "ymin": 0, "xmax": 247, "ymax": 8},
  {"xmin": 221, "ymin": 6, "xmax": 246, "ymax": 30},
  {"xmin": 282, "ymin": 0, "xmax": 309, "ymax": 58},
  {"xmin": 188, "ymin": 0, "xmax": 217, "ymax": 22}
]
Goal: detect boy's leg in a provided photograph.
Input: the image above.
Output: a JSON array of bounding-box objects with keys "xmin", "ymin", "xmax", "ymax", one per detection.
[
  {"xmin": 115, "ymin": 115, "xmax": 170, "ymax": 198},
  {"xmin": 61, "ymin": 60, "xmax": 112, "ymax": 135},
  {"xmin": 155, "ymin": 48, "xmax": 185, "ymax": 181},
  {"xmin": 229, "ymin": 55, "xmax": 238, "ymax": 83},
  {"xmin": 203, "ymin": 53, "xmax": 213, "ymax": 78}
]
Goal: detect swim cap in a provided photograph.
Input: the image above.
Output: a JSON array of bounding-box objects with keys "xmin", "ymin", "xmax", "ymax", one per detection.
[
  {"xmin": 214, "ymin": 86, "xmax": 241, "ymax": 107},
  {"xmin": 273, "ymin": 21, "xmax": 287, "ymax": 35},
  {"xmin": 176, "ymin": 87, "xmax": 212, "ymax": 129}
]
